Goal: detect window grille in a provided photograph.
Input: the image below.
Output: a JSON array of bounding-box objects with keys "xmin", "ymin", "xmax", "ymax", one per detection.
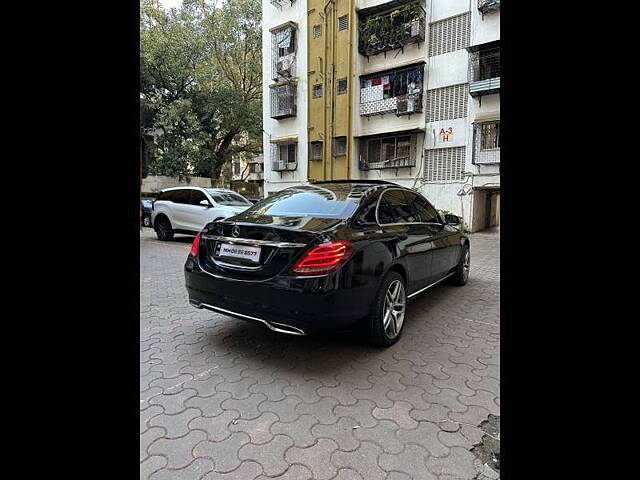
[
  {"xmin": 359, "ymin": 64, "xmax": 424, "ymax": 116},
  {"xmin": 313, "ymin": 84, "xmax": 323, "ymax": 98},
  {"xmin": 424, "ymin": 147, "xmax": 465, "ymax": 181},
  {"xmin": 426, "ymin": 83, "xmax": 468, "ymax": 122},
  {"xmin": 270, "ymin": 143, "xmax": 297, "ymax": 171},
  {"xmin": 428, "ymin": 12, "xmax": 470, "ymax": 57},
  {"xmin": 478, "ymin": 0, "xmax": 500, "ymax": 14},
  {"xmin": 358, "ymin": 2, "xmax": 426, "ymax": 57},
  {"xmin": 270, "ymin": 83, "xmax": 297, "ymax": 119},
  {"xmin": 338, "ymin": 15, "xmax": 348, "ymax": 32},
  {"xmin": 468, "ymin": 44, "xmax": 500, "ymax": 96},
  {"xmin": 270, "ymin": 0, "xmax": 296, "ymax": 9},
  {"xmin": 313, "ymin": 24, "xmax": 322, "ymax": 38},
  {"xmin": 271, "ymin": 25, "xmax": 296, "ymax": 81},
  {"xmin": 359, "ymin": 133, "xmax": 417, "ymax": 170},
  {"xmin": 334, "ymin": 137, "xmax": 347, "ymax": 156},
  {"xmin": 337, "ymin": 78, "xmax": 347, "ymax": 95},
  {"xmin": 473, "ymin": 121, "xmax": 500, "ymax": 164},
  {"xmin": 310, "ymin": 142, "xmax": 323, "ymax": 160}
]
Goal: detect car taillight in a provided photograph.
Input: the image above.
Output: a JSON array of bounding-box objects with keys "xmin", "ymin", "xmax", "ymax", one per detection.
[
  {"xmin": 291, "ymin": 241, "xmax": 353, "ymax": 276},
  {"xmin": 189, "ymin": 233, "xmax": 201, "ymax": 257}
]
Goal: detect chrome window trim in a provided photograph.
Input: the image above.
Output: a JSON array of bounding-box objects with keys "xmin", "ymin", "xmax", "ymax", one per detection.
[
  {"xmin": 202, "ymin": 235, "xmax": 306, "ymax": 248},
  {"xmin": 375, "ymin": 187, "xmax": 444, "ymax": 227}
]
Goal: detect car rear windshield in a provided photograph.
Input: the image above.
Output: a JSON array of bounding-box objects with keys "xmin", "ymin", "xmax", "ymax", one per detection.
[
  {"xmin": 243, "ymin": 185, "xmax": 360, "ymax": 219},
  {"xmin": 206, "ymin": 190, "xmax": 251, "ymax": 206}
]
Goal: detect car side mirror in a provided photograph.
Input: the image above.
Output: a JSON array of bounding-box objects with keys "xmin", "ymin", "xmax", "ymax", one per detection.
[
  {"xmin": 199, "ymin": 200, "xmax": 212, "ymax": 208},
  {"xmin": 444, "ymin": 214, "xmax": 461, "ymax": 225}
]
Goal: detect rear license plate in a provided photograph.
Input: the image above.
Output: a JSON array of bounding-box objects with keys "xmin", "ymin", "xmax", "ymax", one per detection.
[{"xmin": 217, "ymin": 243, "xmax": 261, "ymax": 263}]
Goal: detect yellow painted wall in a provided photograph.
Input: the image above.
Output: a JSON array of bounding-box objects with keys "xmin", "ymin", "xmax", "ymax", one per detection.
[{"xmin": 307, "ymin": 0, "xmax": 354, "ymax": 181}]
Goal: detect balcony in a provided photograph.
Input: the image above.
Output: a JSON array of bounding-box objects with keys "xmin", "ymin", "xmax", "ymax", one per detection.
[
  {"xmin": 270, "ymin": 22, "xmax": 297, "ymax": 82},
  {"xmin": 358, "ymin": 2, "xmax": 426, "ymax": 57},
  {"xmin": 270, "ymin": 83, "xmax": 297, "ymax": 119},
  {"xmin": 359, "ymin": 64, "xmax": 424, "ymax": 116},
  {"xmin": 472, "ymin": 120, "xmax": 500, "ymax": 165},
  {"xmin": 468, "ymin": 41, "xmax": 500, "ymax": 98},
  {"xmin": 358, "ymin": 131, "xmax": 418, "ymax": 171},
  {"xmin": 478, "ymin": 0, "xmax": 500, "ymax": 15}
]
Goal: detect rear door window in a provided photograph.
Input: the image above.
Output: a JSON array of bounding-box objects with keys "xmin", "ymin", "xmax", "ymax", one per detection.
[
  {"xmin": 157, "ymin": 191, "xmax": 173, "ymax": 202},
  {"xmin": 412, "ymin": 193, "xmax": 441, "ymax": 223}
]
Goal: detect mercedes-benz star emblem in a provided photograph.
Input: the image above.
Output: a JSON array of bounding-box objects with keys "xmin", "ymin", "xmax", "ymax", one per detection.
[{"xmin": 232, "ymin": 226, "xmax": 240, "ymax": 238}]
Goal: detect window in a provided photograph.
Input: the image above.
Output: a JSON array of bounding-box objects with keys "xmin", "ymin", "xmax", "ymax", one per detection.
[
  {"xmin": 428, "ymin": 12, "xmax": 470, "ymax": 57},
  {"xmin": 359, "ymin": 64, "xmax": 424, "ymax": 116},
  {"xmin": 338, "ymin": 14, "xmax": 348, "ymax": 31},
  {"xmin": 473, "ymin": 121, "xmax": 500, "ymax": 164},
  {"xmin": 271, "ymin": 24, "xmax": 297, "ymax": 80},
  {"xmin": 270, "ymin": 83, "xmax": 297, "ymax": 118},
  {"xmin": 310, "ymin": 141, "xmax": 323, "ymax": 160},
  {"xmin": 171, "ymin": 189, "xmax": 191, "ymax": 204},
  {"xmin": 271, "ymin": 143, "xmax": 298, "ymax": 171},
  {"xmin": 358, "ymin": 2, "xmax": 426, "ymax": 56},
  {"xmin": 354, "ymin": 202, "xmax": 378, "ymax": 225},
  {"xmin": 337, "ymin": 78, "xmax": 347, "ymax": 94},
  {"xmin": 412, "ymin": 193, "xmax": 440, "ymax": 223},
  {"xmin": 424, "ymin": 147, "xmax": 465, "ymax": 182},
  {"xmin": 359, "ymin": 133, "xmax": 417, "ymax": 169},
  {"xmin": 249, "ymin": 162, "xmax": 263, "ymax": 173},
  {"xmin": 313, "ymin": 84, "xmax": 323, "ymax": 98},
  {"xmin": 207, "ymin": 191, "xmax": 252, "ymax": 206},
  {"xmin": 241, "ymin": 185, "xmax": 359, "ymax": 219},
  {"xmin": 157, "ymin": 191, "xmax": 173, "ymax": 202},
  {"xmin": 334, "ymin": 137, "xmax": 347, "ymax": 156},
  {"xmin": 480, "ymin": 121, "xmax": 500, "ymax": 150},
  {"xmin": 313, "ymin": 24, "xmax": 322, "ymax": 38},
  {"xmin": 426, "ymin": 83, "xmax": 468, "ymax": 122},
  {"xmin": 190, "ymin": 190, "xmax": 209, "ymax": 206},
  {"xmin": 378, "ymin": 190, "xmax": 418, "ymax": 224},
  {"xmin": 469, "ymin": 45, "xmax": 501, "ymax": 82},
  {"xmin": 233, "ymin": 161, "xmax": 241, "ymax": 175}
]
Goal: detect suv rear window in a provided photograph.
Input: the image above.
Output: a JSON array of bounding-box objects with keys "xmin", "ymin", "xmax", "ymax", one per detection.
[{"xmin": 243, "ymin": 185, "xmax": 359, "ymax": 219}]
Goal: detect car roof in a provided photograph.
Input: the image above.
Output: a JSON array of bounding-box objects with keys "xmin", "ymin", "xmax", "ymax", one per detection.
[
  {"xmin": 160, "ymin": 186, "xmax": 236, "ymax": 193},
  {"xmin": 311, "ymin": 179, "xmax": 400, "ymax": 188}
]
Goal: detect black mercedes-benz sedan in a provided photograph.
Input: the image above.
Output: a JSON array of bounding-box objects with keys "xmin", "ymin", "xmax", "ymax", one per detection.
[{"xmin": 185, "ymin": 180, "xmax": 470, "ymax": 346}]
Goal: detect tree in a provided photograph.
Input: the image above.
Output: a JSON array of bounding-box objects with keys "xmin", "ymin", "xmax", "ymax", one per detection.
[{"xmin": 140, "ymin": 0, "xmax": 262, "ymax": 180}]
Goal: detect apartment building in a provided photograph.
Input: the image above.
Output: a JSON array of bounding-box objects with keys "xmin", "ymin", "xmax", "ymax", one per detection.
[
  {"xmin": 231, "ymin": 154, "xmax": 265, "ymax": 197},
  {"xmin": 262, "ymin": 0, "xmax": 500, "ymax": 231}
]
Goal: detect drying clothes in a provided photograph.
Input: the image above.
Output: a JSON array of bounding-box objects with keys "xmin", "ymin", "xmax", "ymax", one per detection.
[
  {"xmin": 372, "ymin": 77, "xmax": 382, "ymax": 86},
  {"xmin": 381, "ymin": 75, "xmax": 389, "ymax": 85}
]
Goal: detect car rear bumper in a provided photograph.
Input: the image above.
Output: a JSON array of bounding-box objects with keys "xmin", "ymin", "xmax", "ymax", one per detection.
[{"xmin": 185, "ymin": 259, "xmax": 376, "ymax": 335}]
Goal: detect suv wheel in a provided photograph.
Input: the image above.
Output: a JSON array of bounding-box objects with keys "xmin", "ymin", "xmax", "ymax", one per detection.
[
  {"xmin": 449, "ymin": 244, "xmax": 470, "ymax": 286},
  {"xmin": 369, "ymin": 271, "xmax": 407, "ymax": 347},
  {"xmin": 154, "ymin": 216, "xmax": 174, "ymax": 241}
]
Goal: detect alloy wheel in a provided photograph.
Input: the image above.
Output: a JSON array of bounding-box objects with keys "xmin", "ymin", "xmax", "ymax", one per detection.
[
  {"xmin": 463, "ymin": 249, "xmax": 470, "ymax": 281},
  {"xmin": 382, "ymin": 279, "xmax": 406, "ymax": 339}
]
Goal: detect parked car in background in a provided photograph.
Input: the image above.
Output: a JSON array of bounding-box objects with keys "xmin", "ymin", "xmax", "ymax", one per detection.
[
  {"xmin": 141, "ymin": 198, "xmax": 154, "ymax": 227},
  {"xmin": 185, "ymin": 180, "xmax": 470, "ymax": 346},
  {"xmin": 152, "ymin": 187, "xmax": 253, "ymax": 241}
]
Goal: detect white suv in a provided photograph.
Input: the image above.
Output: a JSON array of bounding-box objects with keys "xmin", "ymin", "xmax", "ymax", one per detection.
[{"xmin": 151, "ymin": 187, "xmax": 254, "ymax": 241}]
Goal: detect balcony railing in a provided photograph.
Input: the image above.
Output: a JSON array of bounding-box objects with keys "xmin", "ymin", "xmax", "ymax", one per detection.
[
  {"xmin": 478, "ymin": 0, "xmax": 500, "ymax": 15},
  {"xmin": 358, "ymin": 2, "xmax": 426, "ymax": 57},
  {"xmin": 359, "ymin": 64, "xmax": 424, "ymax": 116},
  {"xmin": 359, "ymin": 132, "xmax": 418, "ymax": 170},
  {"xmin": 270, "ymin": 83, "xmax": 297, "ymax": 119},
  {"xmin": 468, "ymin": 43, "xmax": 500, "ymax": 97},
  {"xmin": 472, "ymin": 121, "xmax": 500, "ymax": 165}
]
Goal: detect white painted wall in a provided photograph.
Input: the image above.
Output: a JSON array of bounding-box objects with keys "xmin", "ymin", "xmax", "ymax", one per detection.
[{"xmin": 262, "ymin": 0, "xmax": 309, "ymax": 196}]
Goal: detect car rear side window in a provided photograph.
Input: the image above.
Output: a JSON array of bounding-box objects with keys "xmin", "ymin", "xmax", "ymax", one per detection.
[
  {"xmin": 378, "ymin": 190, "xmax": 419, "ymax": 224},
  {"xmin": 190, "ymin": 190, "xmax": 208, "ymax": 206},
  {"xmin": 243, "ymin": 185, "xmax": 359, "ymax": 219},
  {"xmin": 157, "ymin": 191, "xmax": 173, "ymax": 202}
]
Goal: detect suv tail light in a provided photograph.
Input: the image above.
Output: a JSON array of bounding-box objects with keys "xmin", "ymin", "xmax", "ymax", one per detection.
[
  {"xmin": 291, "ymin": 241, "xmax": 353, "ymax": 276},
  {"xmin": 189, "ymin": 233, "xmax": 201, "ymax": 257}
]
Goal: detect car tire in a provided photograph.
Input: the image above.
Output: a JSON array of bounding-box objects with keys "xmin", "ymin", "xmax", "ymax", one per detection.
[
  {"xmin": 154, "ymin": 216, "xmax": 174, "ymax": 241},
  {"xmin": 449, "ymin": 243, "xmax": 470, "ymax": 286},
  {"xmin": 368, "ymin": 271, "xmax": 407, "ymax": 347}
]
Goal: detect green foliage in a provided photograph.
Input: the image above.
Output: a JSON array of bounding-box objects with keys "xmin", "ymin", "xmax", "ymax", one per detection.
[{"xmin": 140, "ymin": 0, "xmax": 262, "ymax": 180}]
